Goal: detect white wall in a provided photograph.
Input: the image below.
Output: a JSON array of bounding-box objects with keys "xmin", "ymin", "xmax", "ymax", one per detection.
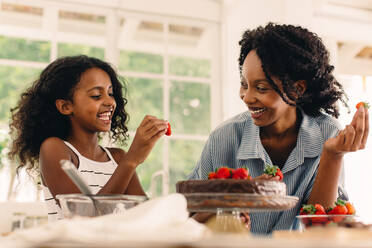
[{"xmin": 221, "ymin": 0, "xmax": 372, "ymax": 119}]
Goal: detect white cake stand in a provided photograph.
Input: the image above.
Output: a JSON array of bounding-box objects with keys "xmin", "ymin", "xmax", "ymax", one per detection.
[{"xmin": 183, "ymin": 193, "xmax": 299, "ymax": 233}]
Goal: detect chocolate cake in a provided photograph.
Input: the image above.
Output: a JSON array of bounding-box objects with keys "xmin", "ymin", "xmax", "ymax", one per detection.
[{"xmin": 176, "ymin": 179, "xmax": 286, "ymax": 196}]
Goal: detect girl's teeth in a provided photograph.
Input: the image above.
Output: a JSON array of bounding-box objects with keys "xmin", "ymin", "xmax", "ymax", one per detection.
[{"xmin": 98, "ymin": 112, "xmax": 111, "ymax": 121}]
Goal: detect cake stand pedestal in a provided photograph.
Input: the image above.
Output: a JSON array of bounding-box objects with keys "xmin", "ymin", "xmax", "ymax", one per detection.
[{"xmin": 183, "ymin": 193, "xmax": 299, "ymax": 234}]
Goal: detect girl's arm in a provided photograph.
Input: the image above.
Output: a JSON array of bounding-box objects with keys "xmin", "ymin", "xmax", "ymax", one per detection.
[
  {"xmin": 308, "ymin": 106, "xmax": 369, "ymax": 207},
  {"xmin": 41, "ymin": 115, "xmax": 166, "ymax": 198},
  {"xmin": 100, "ymin": 147, "xmax": 146, "ymax": 196},
  {"xmin": 97, "ymin": 115, "xmax": 167, "ymax": 195}
]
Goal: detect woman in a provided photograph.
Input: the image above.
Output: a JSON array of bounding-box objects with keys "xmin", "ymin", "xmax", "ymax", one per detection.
[{"xmin": 189, "ymin": 23, "xmax": 369, "ymax": 234}]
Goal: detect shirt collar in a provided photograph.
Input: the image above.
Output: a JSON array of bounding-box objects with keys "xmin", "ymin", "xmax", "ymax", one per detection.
[
  {"xmin": 236, "ymin": 114, "xmax": 265, "ymax": 161},
  {"xmin": 236, "ymin": 110, "xmax": 323, "ymax": 170}
]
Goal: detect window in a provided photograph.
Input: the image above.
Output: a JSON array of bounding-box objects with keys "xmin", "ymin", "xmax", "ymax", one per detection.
[
  {"xmin": 0, "ymin": 1, "xmax": 221, "ymax": 200},
  {"xmin": 117, "ymin": 18, "xmax": 218, "ymax": 195}
]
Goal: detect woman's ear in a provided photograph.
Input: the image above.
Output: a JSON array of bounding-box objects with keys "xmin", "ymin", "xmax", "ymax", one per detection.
[
  {"xmin": 55, "ymin": 99, "xmax": 73, "ymax": 115},
  {"xmin": 294, "ymin": 80, "xmax": 307, "ymax": 97}
]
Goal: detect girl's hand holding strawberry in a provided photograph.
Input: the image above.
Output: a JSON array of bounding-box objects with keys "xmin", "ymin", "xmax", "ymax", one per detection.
[
  {"xmin": 324, "ymin": 101, "xmax": 369, "ymax": 157},
  {"xmin": 125, "ymin": 115, "xmax": 168, "ymax": 167}
]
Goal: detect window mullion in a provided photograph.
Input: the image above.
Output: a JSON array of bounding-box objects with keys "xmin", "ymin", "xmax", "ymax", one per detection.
[{"xmin": 162, "ymin": 21, "xmax": 170, "ymax": 195}]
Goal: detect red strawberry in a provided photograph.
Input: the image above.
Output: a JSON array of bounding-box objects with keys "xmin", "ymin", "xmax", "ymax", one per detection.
[
  {"xmin": 232, "ymin": 168, "xmax": 249, "ymax": 179},
  {"xmin": 332, "ymin": 205, "xmax": 348, "ymax": 215},
  {"xmin": 165, "ymin": 122, "xmax": 172, "ymax": 136},
  {"xmin": 326, "ymin": 207, "xmax": 333, "ymax": 214},
  {"xmin": 264, "ymin": 165, "xmax": 283, "ymax": 181},
  {"xmin": 333, "ymin": 199, "xmax": 348, "ymax": 215},
  {"xmin": 314, "ymin": 204, "xmax": 326, "ymax": 215},
  {"xmin": 208, "ymin": 172, "xmax": 217, "ymax": 179},
  {"xmin": 312, "ymin": 204, "xmax": 327, "ymax": 223},
  {"xmin": 328, "ymin": 200, "xmax": 348, "ymax": 223},
  {"xmin": 216, "ymin": 167, "xmax": 231, "ymax": 179},
  {"xmin": 356, "ymin": 101, "xmax": 370, "ymax": 109}
]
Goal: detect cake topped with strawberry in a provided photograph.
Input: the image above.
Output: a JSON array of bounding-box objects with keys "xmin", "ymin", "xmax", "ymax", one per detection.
[{"xmin": 176, "ymin": 166, "xmax": 286, "ymax": 196}]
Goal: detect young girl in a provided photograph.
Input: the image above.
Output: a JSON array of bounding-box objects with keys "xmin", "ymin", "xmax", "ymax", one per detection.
[
  {"xmin": 189, "ymin": 23, "xmax": 369, "ymax": 234},
  {"xmin": 8, "ymin": 55, "xmax": 168, "ymax": 221}
]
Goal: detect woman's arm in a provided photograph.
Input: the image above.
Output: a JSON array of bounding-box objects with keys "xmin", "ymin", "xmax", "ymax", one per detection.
[{"xmin": 308, "ymin": 106, "xmax": 369, "ymax": 207}]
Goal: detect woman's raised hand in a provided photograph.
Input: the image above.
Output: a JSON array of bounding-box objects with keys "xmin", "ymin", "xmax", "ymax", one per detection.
[
  {"xmin": 324, "ymin": 105, "xmax": 369, "ymax": 157},
  {"xmin": 125, "ymin": 115, "xmax": 168, "ymax": 167}
]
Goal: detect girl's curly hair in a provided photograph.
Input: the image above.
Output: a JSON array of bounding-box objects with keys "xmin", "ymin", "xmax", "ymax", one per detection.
[
  {"xmin": 8, "ymin": 55, "xmax": 129, "ymax": 172},
  {"xmin": 238, "ymin": 22, "xmax": 348, "ymax": 118}
]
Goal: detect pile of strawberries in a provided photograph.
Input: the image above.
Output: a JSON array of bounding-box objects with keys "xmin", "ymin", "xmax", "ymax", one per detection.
[
  {"xmin": 299, "ymin": 200, "xmax": 356, "ymax": 226},
  {"xmin": 208, "ymin": 167, "xmax": 252, "ymax": 180},
  {"xmin": 208, "ymin": 164, "xmax": 284, "ymax": 180}
]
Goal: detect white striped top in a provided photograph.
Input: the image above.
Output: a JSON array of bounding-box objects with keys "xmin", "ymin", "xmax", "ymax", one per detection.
[
  {"xmin": 188, "ymin": 109, "xmax": 347, "ymax": 235},
  {"xmin": 42, "ymin": 141, "xmax": 118, "ymax": 221}
]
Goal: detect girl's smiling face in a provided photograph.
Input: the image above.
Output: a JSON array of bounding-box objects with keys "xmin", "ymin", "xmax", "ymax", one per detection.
[
  {"xmin": 240, "ymin": 50, "xmax": 296, "ymax": 128},
  {"xmin": 69, "ymin": 67, "xmax": 116, "ymax": 133}
]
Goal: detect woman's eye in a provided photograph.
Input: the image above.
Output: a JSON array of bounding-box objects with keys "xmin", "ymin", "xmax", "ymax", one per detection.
[
  {"xmin": 257, "ymin": 86, "xmax": 268, "ymax": 92},
  {"xmin": 91, "ymin": 95, "xmax": 101, "ymax": 99},
  {"xmin": 109, "ymin": 93, "xmax": 114, "ymax": 97}
]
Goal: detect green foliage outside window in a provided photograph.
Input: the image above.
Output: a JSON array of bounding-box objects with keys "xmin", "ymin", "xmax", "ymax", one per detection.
[
  {"xmin": 119, "ymin": 51, "xmax": 163, "ymax": 74},
  {"xmin": 57, "ymin": 43, "xmax": 104, "ymax": 59},
  {"xmin": 0, "ymin": 66, "xmax": 41, "ymax": 123},
  {"xmin": 123, "ymin": 135, "xmax": 163, "ymax": 196},
  {"xmin": 169, "ymin": 56, "xmax": 210, "ymax": 78},
  {"xmin": 0, "ymin": 36, "xmax": 50, "ymax": 62},
  {"xmin": 125, "ymin": 77, "xmax": 163, "ymax": 131},
  {"xmin": 169, "ymin": 139, "xmax": 204, "ymax": 193},
  {"xmin": 170, "ymin": 81, "xmax": 210, "ymax": 135}
]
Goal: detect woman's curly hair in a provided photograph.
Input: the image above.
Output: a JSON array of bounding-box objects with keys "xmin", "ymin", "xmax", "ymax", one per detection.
[
  {"xmin": 238, "ymin": 22, "xmax": 348, "ymax": 118},
  {"xmin": 8, "ymin": 55, "xmax": 129, "ymax": 172}
]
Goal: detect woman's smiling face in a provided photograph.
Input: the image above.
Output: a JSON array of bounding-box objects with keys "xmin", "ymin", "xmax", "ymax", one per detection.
[{"xmin": 240, "ymin": 50, "xmax": 296, "ymax": 128}]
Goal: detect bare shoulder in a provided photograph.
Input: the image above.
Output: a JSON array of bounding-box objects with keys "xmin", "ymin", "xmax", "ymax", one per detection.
[
  {"xmin": 39, "ymin": 137, "xmax": 72, "ymax": 167},
  {"xmin": 106, "ymin": 147, "xmax": 126, "ymax": 163},
  {"xmin": 40, "ymin": 137, "xmax": 69, "ymax": 155}
]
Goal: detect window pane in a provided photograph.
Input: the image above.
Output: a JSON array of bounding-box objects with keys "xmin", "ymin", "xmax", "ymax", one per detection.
[
  {"xmin": 169, "ymin": 139, "xmax": 204, "ymax": 193},
  {"xmin": 123, "ymin": 136, "xmax": 163, "ymax": 196},
  {"xmin": 119, "ymin": 51, "xmax": 163, "ymax": 73},
  {"xmin": 169, "ymin": 56, "xmax": 210, "ymax": 78},
  {"xmin": 57, "ymin": 43, "xmax": 104, "ymax": 59},
  {"xmin": 0, "ymin": 36, "xmax": 50, "ymax": 62},
  {"xmin": 170, "ymin": 81, "xmax": 210, "ymax": 135},
  {"xmin": 125, "ymin": 77, "xmax": 163, "ymax": 130},
  {"xmin": 0, "ymin": 66, "xmax": 41, "ymax": 123}
]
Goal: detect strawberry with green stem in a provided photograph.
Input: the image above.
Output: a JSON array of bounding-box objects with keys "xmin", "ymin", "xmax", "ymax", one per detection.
[
  {"xmin": 355, "ymin": 101, "xmax": 370, "ymax": 110},
  {"xmin": 264, "ymin": 165, "xmax": 283, "ymax": 181}
]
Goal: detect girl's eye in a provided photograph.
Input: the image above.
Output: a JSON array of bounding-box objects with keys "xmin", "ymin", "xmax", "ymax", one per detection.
[
  {"xmin": 240, "ymin": 81, "xmax": 248, "ymax": 89},
  {"xmin": 91, "ymin": 95, "xmax": 101, "ymax": 99},
  {"xmin": 109, "ymin": 93, "xmax": 114, "ymax": 97}
]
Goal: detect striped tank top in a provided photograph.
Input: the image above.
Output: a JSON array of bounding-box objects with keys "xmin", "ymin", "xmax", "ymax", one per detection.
[{"xmin": 42, "ymin": 141, "xmax": 118, "ymax": 221}]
